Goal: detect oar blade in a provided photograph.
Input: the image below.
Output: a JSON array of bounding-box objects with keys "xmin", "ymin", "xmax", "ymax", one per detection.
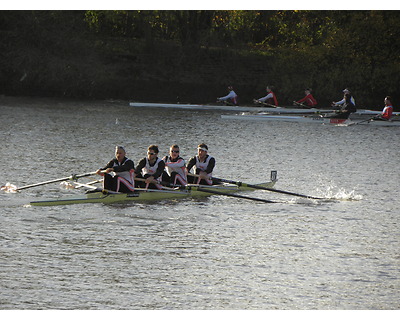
[{"xmin": 0, "ymin": 183, "xmax": 18, "ymax": 193}]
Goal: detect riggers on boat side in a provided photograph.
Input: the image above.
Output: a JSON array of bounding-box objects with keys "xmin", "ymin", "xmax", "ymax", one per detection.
[
  {"xmin": 221, "ymin": 114, "xmax": 400, "ymax": 126},
  {"xmin": 129, "ymin": 102, "xmax": 399, "ymax": 118},
  {"xmin": 29, "ymin": 171, "xmax": 278, "ymax": 206}
]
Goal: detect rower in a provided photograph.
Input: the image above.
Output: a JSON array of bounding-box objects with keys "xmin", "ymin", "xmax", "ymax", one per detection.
[
  {"xmin": 217, "ymin": 85, "xmax": 238, "ymax": 106},
  {"xmin": 373, "ymin": 96, "xmax": 394, "ymax": 121},
  {"xmin": 328, "ymin": 93, "xmax": 356, "ymax": 119},
  {"xmin": 294, "ymin": 88, "xmax": 317, "ymax": 107},
  {"xmin": 96, "ymin": 146, "xmax": 135, "ymax": 193},
  {"xmin": 186, "ymin": 143, "xmax": 216, "ymax": 185},
  {"xmin": 253, "ymin": 85, "xmax": 279, "ymax": 106},
  {"xmin": 162, "ymin": 144, "xmax": 187, "ymax": 185},
  {"xmin": 134, "ymin": 145, "xmax": 165, "ymax": 189},
  {"xmin": 332, "ymin": 88, "xmax": 356, "ymax": 108}
]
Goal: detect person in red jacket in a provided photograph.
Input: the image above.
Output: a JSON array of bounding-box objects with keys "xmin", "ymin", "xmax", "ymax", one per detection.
[
  {"xmin": 294, "ymin": 88, "xmax": 317, "ymax": 107},
  {"xmin": 254, "ymin": 85, "xmax": 279, "ymax": 106},
  {"xmin": 374, "ymin": 96, "xmax": 394, "ymax": 121}
]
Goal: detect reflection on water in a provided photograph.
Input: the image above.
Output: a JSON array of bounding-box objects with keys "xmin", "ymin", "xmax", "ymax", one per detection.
[{"xmin": 0, "ymin": 96, "xmax": 399, "ymax": 309}]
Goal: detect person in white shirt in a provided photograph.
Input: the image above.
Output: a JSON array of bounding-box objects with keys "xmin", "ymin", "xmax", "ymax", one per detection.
[
  {"xmin": 332, "ymin": 88, "xmax": 356, "ymax": 107},
  {"xmin": 186, "ymin": 143, "xmax": 216, "ymax": 185},
  {"xmin": 254, "ymin": 85, "xmax": 279, "ymax": 106},
  {"xmin": 217, "ymin": 86, "xmax": 238, "ymax": 105},
  {"xmin": 162, "ymin": 144, "xmax": 187, "ymax": 185}
]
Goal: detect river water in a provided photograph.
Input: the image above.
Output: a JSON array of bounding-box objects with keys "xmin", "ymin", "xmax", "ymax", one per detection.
[{"xmin": 0, "ymin": 96, "xmax": 399, "ymax": 310}]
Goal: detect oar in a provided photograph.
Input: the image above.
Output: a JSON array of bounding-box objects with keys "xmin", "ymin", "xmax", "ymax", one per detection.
[
  {"xmin": 193, "ymin": 186, "xmax": 277, "ymax": 203},
  {"xmin": 7, "ymin": 171, "xmax": 97, "ymax": 192},
  {"xmin": 253, "ymin": 99, "xmax": 278, "ymax": 108},
  {"xmin": 347, "ymin": 116, "xmax": 376, "ymax": 126},
  {"xmin": 134, "ymin": 177, "xmax": 179, "ymax": 191},
  {"xmin": 293, "ymin": 101, "xmax": 311, "ymax": 109},
  {"xmin": 211, "ymin": 176, "xmax": 325, "ymax": 200}
]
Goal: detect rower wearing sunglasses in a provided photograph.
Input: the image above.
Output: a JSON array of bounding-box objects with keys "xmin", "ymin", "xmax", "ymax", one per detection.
[
  {"xmin": 186, "ymin": 143, "xmax": 216, "ymax": 185},
  {"xmin": 134, "ymin": 145, "xmax": 166, "ymax": 189},
  {"xmin": 162, "ymin": 144, "xmax": 187, "ymax": 185}
]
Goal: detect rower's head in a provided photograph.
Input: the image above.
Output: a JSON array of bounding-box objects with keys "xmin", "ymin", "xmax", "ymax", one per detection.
[
  {"xmin": 343, "ymin": 88, "xmax": 351, "ymax": 94},
  {"xmin": 385, "ymin": 96, "xmax": 392, "ymax": 105},
  {"xmin": 305, "ymin": 88, "xmax": 311, "ymax": 94},
  {"xmin": 169, "ymin": 144, "xmax": 180, "ymax": 159},
  {"xmin": 115, "ymin": 146, "xmax": 126, "ymax": 162},
  {"xmin": 147, "ymin": 144, "xmax": 159, "ymax": 160},
  {"xmin": 344, "ymin": 93, "xmax": 352, "ymax": 102},
  {"xmin": 197, "ymin": 143, "xmax": 208, "ymax": 157},
  {"xmin": 228, "ymin": 86, "xmax": 233, "ymax": 91},
  {"xmin": 266, "ymin": 85, "xmax": 273, "ymax": 92}
]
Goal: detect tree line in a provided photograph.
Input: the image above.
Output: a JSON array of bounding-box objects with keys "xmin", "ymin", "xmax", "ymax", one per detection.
[{"xmin": 1, "ymin": 10, "xmax": 399, "ymax": 108}]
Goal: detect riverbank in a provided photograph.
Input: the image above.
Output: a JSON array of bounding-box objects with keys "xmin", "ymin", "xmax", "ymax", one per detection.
[{"xmin": 1, "ymin": 20, "xmax": 397, "ymax": 110}]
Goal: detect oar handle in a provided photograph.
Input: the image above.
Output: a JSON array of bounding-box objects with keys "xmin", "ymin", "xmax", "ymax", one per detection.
[
  {"xmin": 134, "ymin": 177, "xmax": 178, "ymax": 190},
  {"xmin": 293, "ymin": 101, "xmax": 311, "ymax": 109}
]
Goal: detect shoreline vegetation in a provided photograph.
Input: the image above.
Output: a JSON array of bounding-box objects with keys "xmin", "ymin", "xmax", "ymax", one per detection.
[{"xmin": 1, "ymin": 10, "xmax": 399, "ymax": 110}]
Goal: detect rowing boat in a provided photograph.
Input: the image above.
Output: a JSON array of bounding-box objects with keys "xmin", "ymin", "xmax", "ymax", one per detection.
[
  {"xmin": 129, "ymin": 102, "xmax": 399, "ymax": 117},
  {"xmin": 220, "ymin": 114, "xmax": 400, "ymax": 126},
  {"xmin": 30, "ymin": 172, "xmax": 278, "ymax": 206},
  {"xmin": 129, "ymin": 102, "xmax": 336, "ymax": 114}
]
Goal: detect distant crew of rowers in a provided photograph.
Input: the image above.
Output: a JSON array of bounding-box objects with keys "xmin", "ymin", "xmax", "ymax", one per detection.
[
  {"xmin": 217, "ymin": 85, "xmax": 394, "ymax": 121},
  {"xmin": 96, "ymin": 143, "xmax": 216, "ymax": 192}
]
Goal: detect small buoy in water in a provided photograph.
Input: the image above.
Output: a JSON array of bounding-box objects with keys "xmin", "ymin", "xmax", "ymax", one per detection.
[{"xmin": 115, "ymin": 118, "xmax": 120, "ymax": 125}]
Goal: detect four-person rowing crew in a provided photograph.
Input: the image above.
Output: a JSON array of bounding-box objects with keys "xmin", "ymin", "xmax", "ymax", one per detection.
[
  {"xmin": 217, "ymin": 86, "xmax": 394, "ymax": 121},
  {"xmin": 96, "ymin": 143, "xmax": 215, "ymax": 193}
]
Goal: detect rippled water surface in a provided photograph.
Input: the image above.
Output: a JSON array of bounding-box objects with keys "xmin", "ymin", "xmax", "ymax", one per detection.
[{"xmin": 0, "ymin": 96, "xmax": 399, "ymax": 309}]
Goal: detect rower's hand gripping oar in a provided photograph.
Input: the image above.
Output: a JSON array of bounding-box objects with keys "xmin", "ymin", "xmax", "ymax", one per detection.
[
  {"xmin": 134, "ymin": 177, "xmax": 179, "ymax": 191},
  {"xmin": 2, "ymin": 171, "xmax": 98, "ymax": 192},
  {"xmin": 293, "ymin": 101, "xmax": 311, "ymax": 109},
  {"xmin": 253, "ymin": 99, "xmax": 278, "ymax": 108},
  {"xmin": 212, "ymin": 177, "xmax": 324, "ymax": 200},
  {"xmin": 136, "ymin": 175, "xmax": 277, "ymax": 203}
]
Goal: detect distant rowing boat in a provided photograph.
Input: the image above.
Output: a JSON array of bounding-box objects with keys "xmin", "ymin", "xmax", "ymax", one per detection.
[
  {"xmin": 30, "ymin": 172, "xmax": 278, "ymax": 206},
  {"xmin": 220, "ymin": 114, "xmax": 400, "ymax": 126},
  {"xmin": 129, "ymin": 102, "xmax": 398, "ymax": 117},
  {"xmin": 129, "ymin": 102, "xmax": 336, "ymax": 114}
]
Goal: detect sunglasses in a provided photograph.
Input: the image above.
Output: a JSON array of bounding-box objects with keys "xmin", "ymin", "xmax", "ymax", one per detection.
[
  {"xmin": 171, "ymin": 150, "xmax": 180, "ymax": 153},
  {"xmin": 147, "ymin": 152, "xmax": 157, "ymax": 155}
]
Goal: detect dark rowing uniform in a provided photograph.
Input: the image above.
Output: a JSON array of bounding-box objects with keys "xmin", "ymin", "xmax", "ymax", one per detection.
[
  {"xmin": 134, "ymin": 157, "xmax": 166, "ymax": 189},
  {"xmin": 329, "ymin": 100, "xmax": 357, "ymax": 119},
  {"xmin": 100, "ymin": 157, "xmax": 135, "ymax": 192},
  {"xmin": 186, "ymin": 155, "xmax": 216, "ymax": 185}
]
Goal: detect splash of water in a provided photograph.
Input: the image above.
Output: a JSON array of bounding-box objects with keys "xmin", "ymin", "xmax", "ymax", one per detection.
[
  {"xmin": 318, "ymin": 184, "xmax": 363, "ymax": 201},
  {"xmin": 0, "ymin": 182, "xmax": 17, "ymax": 193}
]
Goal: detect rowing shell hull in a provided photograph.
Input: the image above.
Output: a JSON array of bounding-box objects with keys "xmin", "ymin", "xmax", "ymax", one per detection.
[
  {"xmin": 221, "ymin": 114, "xmax": 400, "ymax": 126},
  {"xmin": 129, "ymin": 102, "xmax": 399, "ymax": 117},
  {"xmin": 129, "ymin": 102, "xmax": 336, "ymax": 114},
  {"xmin": 30, "ymin": 181, "xmax": 277, "ymax": 206}
]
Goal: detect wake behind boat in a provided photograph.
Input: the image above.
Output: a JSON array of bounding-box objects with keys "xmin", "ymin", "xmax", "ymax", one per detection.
[{"xmin": 221, "ymin": 114, "xmax": 400, "ymax": 126}]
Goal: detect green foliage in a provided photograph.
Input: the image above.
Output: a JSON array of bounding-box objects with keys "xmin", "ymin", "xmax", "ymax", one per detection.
[{"xmin": 1, "ymin": 10, "xmax": 400, "ymax": 108}]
